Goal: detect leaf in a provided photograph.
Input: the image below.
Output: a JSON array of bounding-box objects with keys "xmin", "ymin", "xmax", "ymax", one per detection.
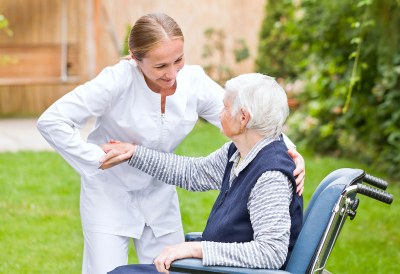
[
  {"xmin": 0, "ymin": 15, "xmax": 8, "ymax": 29},
  {"xmin": 274, "ymin": 21, "xmax": 282, "ymax": 28},
  {"xmin": 364, "ymin": 20, "xmax": 376, "ymax": 26},
  {"xmin": 319, "ymin": 123, "xmax": 334, "ymax": 138},
  {"xmin": 350, "ymin": 37, "xmax": 361, "ymax": 44},
  {"xmin": 351, "ymin": 22, "xmax": 361, "ymax": 28},
  {"xmin": 357, "ymin": 1, "xmax": 366, "ymax": 7},
  {"xmin": 350, "ymin": 76, "xmax": 360, "ymax": 85},
  {"xmin": 0, "ymin": 55, "xmax": 18, "ymax": 66},
  {"xmin": 5, "ymin": 28, "xmax": 13, "ymax": 37},
  {"xmin": 348, "ymin": 52, "xmax": 357, "ymax": 59},
  {"xmin": 233, "ymin": 39, "xmax": 250, "ymax": 63},
  {"xmin": 361, "ymin": 62, "xmax": 369, "ymax": 69},
  {"xmin": 393, "ymin": 110, "xmax": 400, "ymax": 121},
  {"xmin": 388, "ymin": 131, "xmax": 400, "ymax": 148},
  {"xmin": 357, "ymin": 0, "xmax": 373, "ymax": 7},
  {"xmin": 0, "ymin": 20, "xmax": 7, "ymax": 29},
  {"xmin": 202, "ymin": 45, "xmax": 213, "ymax": 58},
  {"xmin": 204, "ymin": 28, "xmax": 214, "ymax": 38},
  {"xmin": 394, "ymin": 53, "xmax": 400, "ymax": 64}
]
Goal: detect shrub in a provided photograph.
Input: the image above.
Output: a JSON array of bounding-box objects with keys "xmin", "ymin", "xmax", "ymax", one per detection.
[{"xmin": 256, "ymin": 0, "xmax": 400, "ymax": 178}]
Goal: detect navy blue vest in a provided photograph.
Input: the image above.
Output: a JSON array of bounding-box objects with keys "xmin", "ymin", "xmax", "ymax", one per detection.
[{"xmin": 200, "ymin": 137, "xmax": 303, "ymax": 270}]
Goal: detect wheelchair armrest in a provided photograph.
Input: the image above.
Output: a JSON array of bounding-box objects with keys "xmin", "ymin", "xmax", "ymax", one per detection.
[
  {"xmin": 170, "ymin": 258, "xmax": 292, "ymax": 274},
  {"xmin": 185, "ymin": 232, "xmax": 203, "ymax": 242}
]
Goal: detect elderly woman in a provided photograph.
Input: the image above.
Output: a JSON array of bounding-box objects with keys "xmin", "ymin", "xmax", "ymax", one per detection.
[{"xmin": 102, "ymin": 73, "xmax": 303, "ymax": 274}]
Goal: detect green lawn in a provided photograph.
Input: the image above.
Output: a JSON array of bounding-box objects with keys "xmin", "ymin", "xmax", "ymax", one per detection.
[{"xmin": 0, "ymin": 120, "xmax": 399, "ymax": 273}]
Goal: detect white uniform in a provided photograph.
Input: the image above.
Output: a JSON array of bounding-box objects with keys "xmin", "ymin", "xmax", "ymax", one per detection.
[{"xmin": 37, "ymin": 60, "xmax": 295, "ymax": 273}]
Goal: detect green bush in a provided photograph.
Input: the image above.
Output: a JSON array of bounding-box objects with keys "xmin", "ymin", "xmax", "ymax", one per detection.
[{"xmin": 257, "ymin": 0, "xmax": 400, "ymax": 178}]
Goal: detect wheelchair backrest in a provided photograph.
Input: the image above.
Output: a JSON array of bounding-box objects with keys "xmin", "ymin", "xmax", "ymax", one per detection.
[{"xmin": 285, "ymin": 168, "xmax": 364, "ymax": 274}]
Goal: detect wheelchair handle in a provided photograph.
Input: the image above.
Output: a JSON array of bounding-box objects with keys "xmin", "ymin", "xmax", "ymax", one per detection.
[
  {"xmin": 363, "ymin": 174, "xmax": 388, "ymax": 190},
  {"xmin": 357, "ymin": 184, "xmax": 393, "ymax": 205}
]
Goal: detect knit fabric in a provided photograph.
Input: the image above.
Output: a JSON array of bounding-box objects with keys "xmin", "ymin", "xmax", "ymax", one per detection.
[{"xmin": 129, "ymin": 137, "xmax": 301, "ymax": 269}]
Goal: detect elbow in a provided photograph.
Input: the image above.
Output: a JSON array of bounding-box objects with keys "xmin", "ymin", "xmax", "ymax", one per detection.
[
  {"xmin": 36, "ymin": 110, "xmax": 52, "ymax": 134},
  {"xmin": 259, "ymin": 243, "xmax": 288, "ymax": 269},
  {"xmin": 36, "ymin": 111, "xmax": 53, "ymax": 135},
  {"xmin": 271, "ymin": 247, "xmax": 288, "ymax": 269},
  {"xmin": 261, "ymin": 252, "xmax": 286, "ymax": 270},
  {"xmin": 273, "ymin": 254, "xmax": 287, "ymax": 270},
  {"xmin": 36, "ymin": 114, "xmax": 46, "ymax": 133}
]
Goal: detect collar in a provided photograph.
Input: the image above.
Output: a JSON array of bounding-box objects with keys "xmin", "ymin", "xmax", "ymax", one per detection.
[{"xmin": 229, "ymin": 136, "xmax": 279, "ymax": 177}]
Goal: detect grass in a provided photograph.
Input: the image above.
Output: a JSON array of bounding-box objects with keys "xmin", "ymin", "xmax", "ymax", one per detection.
[{"xmin": 0, "ymin": 120, "xmax": 399, "ymax": 273}]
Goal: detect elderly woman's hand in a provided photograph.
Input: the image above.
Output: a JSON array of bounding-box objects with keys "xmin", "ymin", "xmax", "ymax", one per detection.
[
  {"xmin": 288, "ymin": 147, "xmax": 305, "ymax": 196},
  {"xmin": 98, "ymin": 141, "xmax": 136, "ymax": 170},
  {"xmin": 154, "ymin": 242, "xmax": 203, "ymax": 274}
]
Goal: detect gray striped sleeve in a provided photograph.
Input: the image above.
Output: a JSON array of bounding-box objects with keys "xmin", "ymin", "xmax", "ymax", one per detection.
[
  {"xmin": 128, "ymin": 142, "xmax": 231, "ymax": 192},
  {"xmin": 202, "ymin": 171, "xmax": 292, "ymax": 269}
]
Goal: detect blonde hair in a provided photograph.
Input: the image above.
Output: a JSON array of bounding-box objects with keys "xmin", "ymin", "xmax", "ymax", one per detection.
[{"xmin": 122, "ymin": 13, "xmax": 184, "ymax": 61}]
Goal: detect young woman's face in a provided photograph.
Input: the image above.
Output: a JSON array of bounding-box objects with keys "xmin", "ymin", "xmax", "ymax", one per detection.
[{"xmin": 134, "ymin": 39, "xmax": 185, "ymax": 90}]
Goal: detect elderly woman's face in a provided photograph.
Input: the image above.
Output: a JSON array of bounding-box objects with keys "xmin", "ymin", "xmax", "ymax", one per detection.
[
  {"xmin": 219, "ymin": 97, "xmax": 241, "ymax": 138},
  {"xmin": 135, "ymin": 39, "xmax": 185, "ymax": 90}
]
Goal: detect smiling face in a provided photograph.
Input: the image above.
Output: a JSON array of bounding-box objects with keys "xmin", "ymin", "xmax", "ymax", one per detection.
[{"xmin": 132, "ymin": 39, "xmax": 185, "ymax": 91}]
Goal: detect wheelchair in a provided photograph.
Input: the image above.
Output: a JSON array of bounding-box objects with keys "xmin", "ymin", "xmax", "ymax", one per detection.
[{"xmin": 170, "ymin": 168, "xmax": 394, "ymax": 274}]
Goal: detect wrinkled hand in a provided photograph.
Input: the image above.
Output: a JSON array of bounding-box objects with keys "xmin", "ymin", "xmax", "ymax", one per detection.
[
  {"xmin": 288, "ymin": 147, "xmax": 305, "ymax": 196},
  {"xmin": 99, "ymin": 140, "xmax": 136, "ymax": 170},
  {"xmin": 154, "ymin": 242, "xmax": 203, "ymax": 274}
]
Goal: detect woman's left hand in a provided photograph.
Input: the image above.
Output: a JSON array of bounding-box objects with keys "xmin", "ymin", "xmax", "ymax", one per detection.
[
  {"xmin": 154, "ymin": 242, "xmax": 203, "ymax": 274},
  {"xmin": 288, "ymin": 147, "xmax": 305, "ymax": 196},
  {"xmin": 98, "ymin": 141, "xmax": 136, "ymax": 170},
  {"xmin": 99, "ymin": 149, "xmax": 135, "ymax": 170}
]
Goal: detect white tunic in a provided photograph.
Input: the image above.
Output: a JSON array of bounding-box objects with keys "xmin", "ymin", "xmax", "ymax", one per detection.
[{"xmin": 37, "ymin": 60, "xmax": 294, "ymax": 239}]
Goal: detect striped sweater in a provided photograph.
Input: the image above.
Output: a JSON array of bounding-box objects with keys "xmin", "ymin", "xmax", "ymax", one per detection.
[{"xmin": 128, "ymin": 137, "xmax": 293, "ymax": 269}]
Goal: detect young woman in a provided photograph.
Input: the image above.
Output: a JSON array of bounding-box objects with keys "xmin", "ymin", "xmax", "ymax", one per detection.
[{"xmin": 37, "ymin": 13, "xmax": 305, "ymax": 274}]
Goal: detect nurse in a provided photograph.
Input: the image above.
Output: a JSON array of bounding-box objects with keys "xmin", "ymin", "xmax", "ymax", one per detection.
[{"xmin": 37, "ymin": 12, "xmax": 305, "ymax": 274}]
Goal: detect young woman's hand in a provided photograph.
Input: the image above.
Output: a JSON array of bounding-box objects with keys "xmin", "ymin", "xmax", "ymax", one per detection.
[
  {"xmin": 288, "ymin": 147, "xmax": 305, "ymax": 196},
  {"xmin": 98, "ymin": 141, "xmax": 136, "ymax": 170},
  {"xmin": 153, "ymin": 242, "xmax": 203, "ymax": 274}
]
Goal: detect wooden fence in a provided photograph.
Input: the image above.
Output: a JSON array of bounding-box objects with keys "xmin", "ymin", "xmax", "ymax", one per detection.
[{"xmin": 0, "ymin": 0, "xmax": 265, "ymax": 115}]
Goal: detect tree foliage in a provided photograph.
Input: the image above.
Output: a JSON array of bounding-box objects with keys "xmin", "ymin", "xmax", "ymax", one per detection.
[
  {"xmin": 0, "ymin": 14, "xmax": 18, "ymax": 66},
  {"xmin": 257, "ymin": 0, "xmax": 400, "ymax": 178},
  {"xmin": 122, "ymin": 24, "xmax": 132, "ymax": 57},
  {"xmin": 0, "ymin": 14, "xmax": 13, "ymax": 36},
  {"xmin": 202, "ymin": 28, "xmax": 250, "ymax": 85}
]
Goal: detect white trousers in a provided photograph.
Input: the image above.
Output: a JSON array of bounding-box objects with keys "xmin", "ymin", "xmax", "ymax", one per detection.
[{"xmin": 82, "ymin": 227, "xmax": 184, "ymax": 274}]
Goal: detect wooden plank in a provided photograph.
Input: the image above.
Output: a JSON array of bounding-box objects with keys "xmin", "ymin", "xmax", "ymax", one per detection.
[
  {"xmin": 99, "ymin": 0, "xmax": 265, "ymax": 74},
  {"xmin": 0, "ymin": 77, "xmax": 80, "ymax": 86},
  {"xmin": 0, "ymin": 45, "xmax": 62, "ymax": 79},
  {"xmin": 0, "ymin": 0, "xmax": 62, "ymax": 45},
  {"xmin": 94, "ymin": 0, "xmax": 101, "ymax": 74},
  {"xmin": 0, "ymin": 0, "xmax": 268, "ymax": 115},
  {"xmin": 0, "ymin": 0, "xmax": 86, "ymax": 115},
  {"xmin": 0, "ymin": 45, "xmax": 80, "ymax": 80},
  {"xmin": 67, "ymin": 45, "xmax": 80, "ymax": 76},
  {"xmin": 0, "ymin": 83, "xmax": 78, "ymax": 115}
]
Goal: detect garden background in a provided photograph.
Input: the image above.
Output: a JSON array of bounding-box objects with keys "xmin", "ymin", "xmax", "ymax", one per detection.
[{"xmin": 1, "ymin": 0, "xmax": 399, "ymax": 273}]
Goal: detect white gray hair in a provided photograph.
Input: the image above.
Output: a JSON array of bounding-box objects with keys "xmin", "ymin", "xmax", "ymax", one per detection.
[{"xmin": 224, "ymin": 73, "xmax": 289, "ymax": 139}]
